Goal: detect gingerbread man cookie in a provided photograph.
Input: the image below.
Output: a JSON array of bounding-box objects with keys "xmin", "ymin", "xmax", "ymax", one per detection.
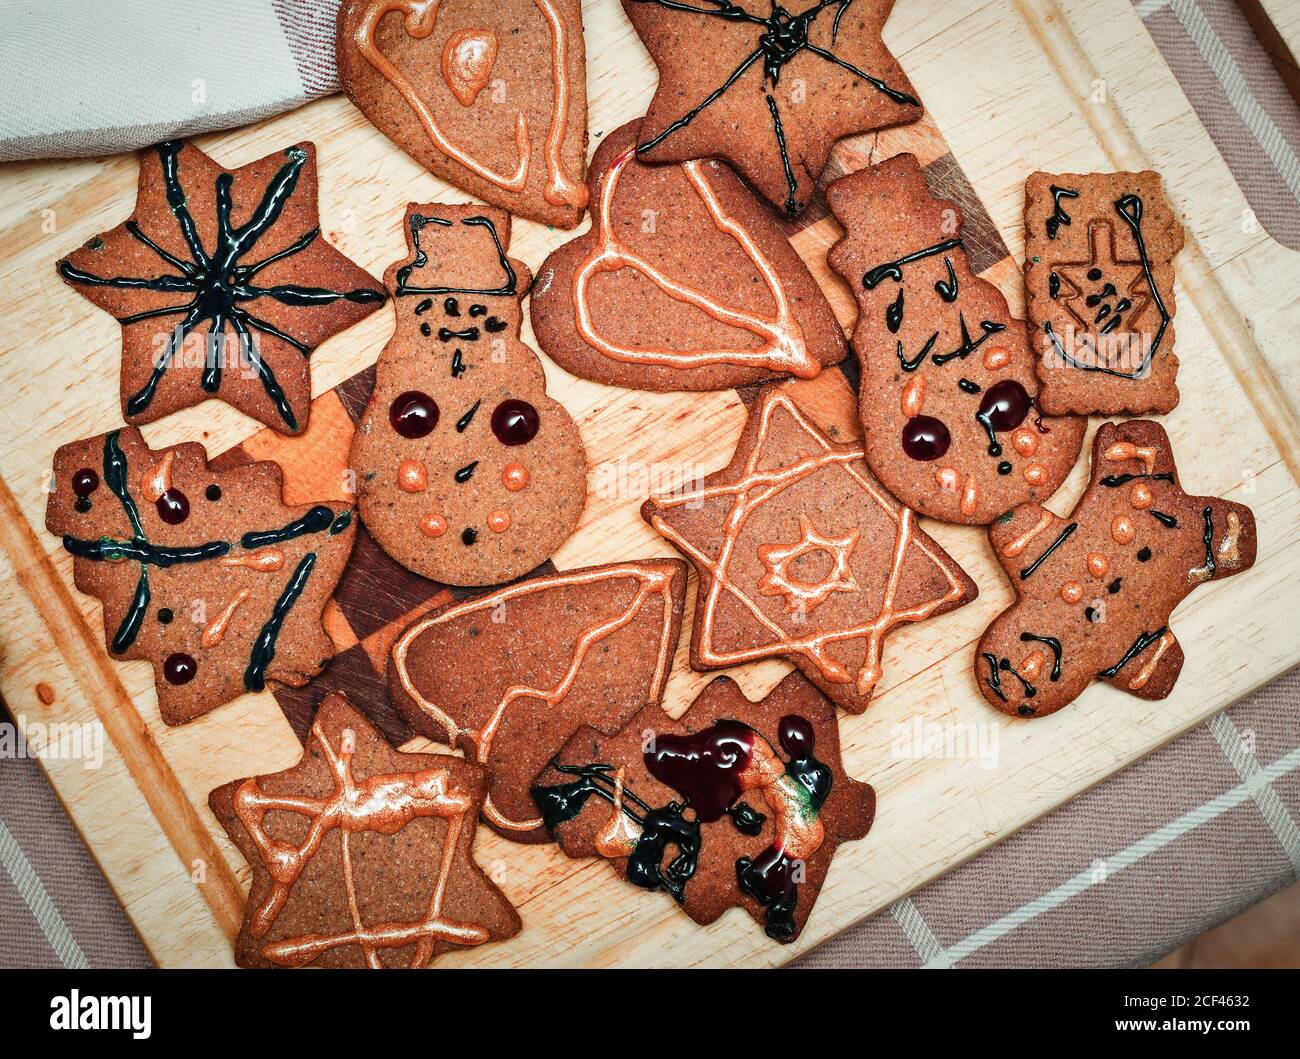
[
  {"xmin": 625, "ymin": 0, "xmax": 921, "ymax": 216},
  {"xmin": 388, "ymin": 558, "xmax": 687, "ymax": 843},
  {"xmin": 46, "ymin": 428, "xmax": 356, "ymax": 725},
  {"xmin": 826, "ymin": 154, "xmax": 1086, "ymax": 524},
  {"xmin": 642, "ymin": 386, "xmax": 977, "ymax": 713},
  {"xmin": 209, "ymin": 692, "xmax": 521, "ymax": 968},
  {"xmin": 351, "ymin": 205, "xmax": 587, "ymax": 587},
  {"xmin": 336, "ymin": 0, "xmax": 589, "ymax": 228},
  {"xmin": 533, "ymin": 672, "xmax": 875, "ymax": 943},
  {"xmin": 1025, "ymin": 171, "xmax": 1184, "ymax": 415},
  {"xmin": 56, "ymin": 140, "xmax": 385, "ymax": 435},
  {"xmin": 530, "ymin": 121, "xmax": 847, "ymax": 392},
  {"xmin": 976, "ymin": 421, "xmax": 1256, "ymax": 718}
]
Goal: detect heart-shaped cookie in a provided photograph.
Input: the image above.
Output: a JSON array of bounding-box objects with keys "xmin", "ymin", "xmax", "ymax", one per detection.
[{"xmin": 337, "ymin": 0, "xmax": 589, "ymax": 228}]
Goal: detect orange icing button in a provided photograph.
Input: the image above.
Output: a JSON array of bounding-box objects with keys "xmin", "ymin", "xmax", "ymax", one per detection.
[
  {"xmin": 935, "ymin": 467, "xmax": 960, "ymax": 493},
  {"xmin": 1019, "ymin": 651, "xmax": 1044, "ymax": 681},
  {"xmin": 1011, "ymin": 428, "xmax": 1039, "ymax": 457},
  {"xmin": 1086, "ymin": 552, "xmax": 1110, "ymax": 578},
  {"xmin": 441, "ymin": 30, "xmax": 497, "ymax": 107},
  {"xmin": 901, "ymin": 375, "xmax": 926, "ymax": 417},
  {"xmin": 419, "ymin": 513, "xmax": 448, "ymax": 538},
  {"xmin": 1130, "ymin": 482, "xmax": 1153, "ymax": 509},
  {"xmin": 1060, "ymin": 581, "xmax": 1085, "ymax": 604},
  {"xmin": 487, "ymin": 510, "xmax": 511, "ymax": 533},
  {"xmin": 1111, "ymin": 515, "xmax": 1136, "ymax": 544},
  {"xmin": 501, "ymin": 463, "xmax": 529, "ymax": 491},
  {"xmin": 1022, "ymin": 462, "xmax": 1048, "ymax": 486},
  {"xmin": 398, "ymin": 459, "xmax": 428, "ymax": 493},
  {"xmin": 982, "ymin": 347, "xmax": 1011, "ymax": 371}
]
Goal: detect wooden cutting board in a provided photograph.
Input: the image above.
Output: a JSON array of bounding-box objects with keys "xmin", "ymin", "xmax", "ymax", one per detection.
[{"xmin": 0, "ymin": 0, "xmax": 1296, "ymax": 968}]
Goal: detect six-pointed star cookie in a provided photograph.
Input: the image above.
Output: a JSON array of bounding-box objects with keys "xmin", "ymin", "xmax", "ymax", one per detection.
[
  {"xmin": 625, "ymin": 0, "xmax": 922, "ymax": 216},
  {"xmin": 57, "ymin": 140, "xmax": 386, "ymax": 435},
  {"xmin": 642, "ymin": 387, "xmax": 978, "ymax": 713},
  {"xmin": 209, "ymin": 692, "xmax": 521, "ymax": 968}
]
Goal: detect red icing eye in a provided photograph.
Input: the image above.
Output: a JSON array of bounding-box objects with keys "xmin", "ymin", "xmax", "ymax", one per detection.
[
  {"xmin": 902, "ymin": 415, "xmax": 950, "ymax": 461},
  {"xmin": 163, "ymin": 652, "xmax": 197, "ymax": 685},
  {"xmin": 978, "ymin": 380, "xmax": 1030, "ymax": 433},
  {"xmin": 156, "ymin": 489, "xmax": 190, "ymax": 525},
  {"xmin": 491, "ymin": 400, "xmax": 539, "ymax": 445},
  {"xmin": 389, "ymin": 391, "xmax": 439, "ymax": 438}
]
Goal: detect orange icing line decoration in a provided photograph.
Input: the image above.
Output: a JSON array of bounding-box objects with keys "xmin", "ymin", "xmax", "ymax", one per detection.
[
  {"xmin": 593, "ymin": 766, "xmax": 639, "ymax": 857},
  {"xmin": 648, "ymin": 393, "xmax": 968, "ymax": 697},
  {"xmin": 419, "ymin": 512, "xmax": 447, "ymax": 538},
  {"xmin": 501, "ymin": 462, "xmax": 529, "ymax": 491},
  {"xmin": 353, "ymin": 0, "xmax": 585, "ymax": 208},
  {"xmin": 398, "ymin": 458, "xmax": 428, "ymax": 492},
  {"xmin": 487, "ymin": 510, "xmax": 511, "ymax": 532},
  {"xmin": 392, "ymin": 562, "xmax": 679, "ymax": 833},
  {"xmin": 1019, "ymin": 651, "xmax": 1044, "ymax": 681},
  {"xmin": 1001, "ymin": 510, "xmax": 1054, "ymax": 558},
  {"xmin": 1103, "ymin": 441, "xmax": 1158, "ymax": 473},
  {"xmin": 139, "ymin": 451, "xmax": 175, "ymax": 503},
  {"xmin": 1127, "ymin": 631, "xmax": 1174, "ymax": 690},
  {"xmin": 202, "ymin": 588, "xmax": 251, "ymax": 648},
  {"xmin": 441, "ymin": 29, "xmax": 497, "ymax": 106},
  {"xmin": 1218, "ymin": 511, "xmax": 1242, "ymax": 564},
  {"xmin": 757, "ymin": 513, "xmax": 859, "ymax": 615},
  {"xmin": 232, "ymin": 718, "xmax": 486, "ymax": 967},
  {"xmin": 901, "ymin": 375, "xmax": 926, "ymax": 417},
  {"xmin": 960, "ymin": 474, "xmax": 979, "ymax": 516},
  {"xmin": 219, "ymin": 546, "xmax": 285, "ymax": 571},
  {"xmin": 573, "ymin": 149, "xmax": 818, "ymax": 376}
]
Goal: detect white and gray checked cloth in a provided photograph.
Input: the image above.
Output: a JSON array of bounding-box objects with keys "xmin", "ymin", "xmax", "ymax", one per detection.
[{"xmin": 1, "ymin": 0, "xmax": 1298, "ymax": 967}]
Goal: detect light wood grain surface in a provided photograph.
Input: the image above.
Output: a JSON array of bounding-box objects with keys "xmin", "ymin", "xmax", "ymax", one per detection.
[{"xmin": 0, "ymin": 0, "xmax": 1296, "ymax": 968}]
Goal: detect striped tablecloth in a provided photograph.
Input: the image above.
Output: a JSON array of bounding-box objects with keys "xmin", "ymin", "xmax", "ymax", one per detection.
[{"xmin": 1, "ymin": 0, "xmax": 1297, "ymax": 968}]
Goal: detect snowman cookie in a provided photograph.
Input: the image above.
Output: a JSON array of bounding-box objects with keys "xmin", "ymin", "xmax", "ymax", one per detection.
[{"xmin": 351, "ymin": 205, "xmax": 587, "ymax": 586}]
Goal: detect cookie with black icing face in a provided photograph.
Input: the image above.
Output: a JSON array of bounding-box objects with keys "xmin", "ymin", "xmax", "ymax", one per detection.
[
  {"xmin": 1024, "ymin": 170, "xmax": 1184, "ymax": 415},
  {"xmin": 336, "ymin": 0, "xmax": 589, "ymax": 228},
  {"xmin": 532, "ymin": 671, "xmax": 876, "ymax": 943},
  {"xmin": 976, "ymin": 421, "xmax": 1256, "ymax": 719},
  {"xmin": 351, "ymin": 204, "xmax": 587, "ymax": 587},
  {"xmin": 826, "ymin": 154, "xmax": 1086, "ymax": 525},
  {"xmin": 46, "ymin": 428, "xmax": 356, "ymax": 725},
  {"xmin": 625, "ymin": 0, "xmax": 922, "ymax": 217},
  {"xmin": 56, "ymin": 140, "xmax": 385, "ymax": 435},
  {"xmin": 209, "ymin": 692, "xmax": 521, "ymax": 968}
]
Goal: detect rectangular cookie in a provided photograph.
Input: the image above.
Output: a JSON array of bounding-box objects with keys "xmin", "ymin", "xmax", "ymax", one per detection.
[{"xmin": 1024, "ymin": 171, "xmax": 1184, "ymax": 415}]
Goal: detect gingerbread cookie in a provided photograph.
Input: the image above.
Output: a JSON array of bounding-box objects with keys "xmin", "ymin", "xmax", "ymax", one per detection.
[
  {"xmin": 389, "ymin": 558, "xmax": 688, "ymax": 842},
  {"xmin": 46, "ymin": 429, "xmax": 356, "ymax": 725},
  {"xmin": 533, "ymin": 672, "xmax": 874, "ymax": 942},
  {"xmin": 209, "ymin": 692, "xmax": 521, "ymax": 967},
  {"xmin": 56, "ymin": 140, "xmax": 385, "ymax": 435},
  {"xmin": 350, "ymin": 205, "xmax": 587, "ymax": 587},
  {"xmin": 826, "ymin": 154, "xmax": 1086, "ymax": 524},
  {"xmin": 642, "ymin": 387, "xmax": 977, "ymax": 713},
  {"xmin": 530, "ymin": 121, "xmax": 847, "ymax": 392},
  {"xmin": 625, "ymin": 0, "xmax": 921, "ymax": 217},
  {"xmin": 336, "ymin": 0, "xmax": 589, "ymax": 228},
  {"xmin": 1025, "ymin": 171, "xmax": 1184, "ymax": 415},
  {"xmin": 976, "ymin": 421, "xmax": 1256, "ymax": 718}
]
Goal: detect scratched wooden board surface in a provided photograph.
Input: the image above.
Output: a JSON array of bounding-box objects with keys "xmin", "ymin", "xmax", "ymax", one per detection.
[{"xmin": 0, "ymin": 0, "xmax": 1296, "ymax": 968}]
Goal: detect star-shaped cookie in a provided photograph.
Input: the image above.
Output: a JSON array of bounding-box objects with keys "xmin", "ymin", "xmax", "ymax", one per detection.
[
  {"xmin": 641, "ymin": 387, "xmax": 977, "ymax": 713},
  {"xmin": 209, "ymin": 692, "xmax": 521, "ymax": 968},
  {"xmin": 533, "ymin": 671, "xmax": 875, "ymax": 942},
  {"xmin": 625, "ymin": 0, "xmax": 922, "ymax": 216},
  {"xmin": 57, "ymin": 140, "xmax": 386, "ymax": 435}
]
